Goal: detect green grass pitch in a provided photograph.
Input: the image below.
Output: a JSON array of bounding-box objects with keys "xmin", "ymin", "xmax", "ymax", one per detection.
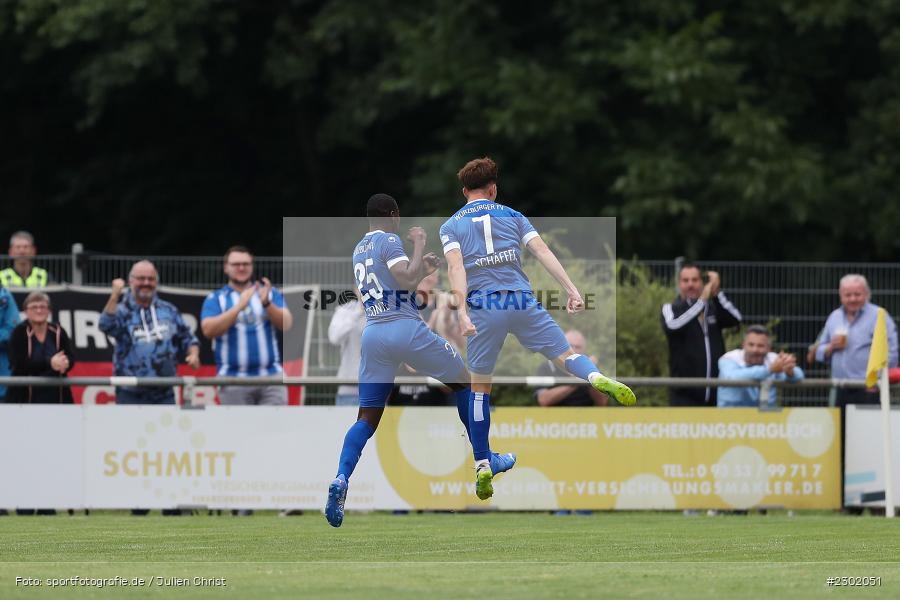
[{"xmin": 1, "ymin": 511, "xmax": 898, "ymax": 598}]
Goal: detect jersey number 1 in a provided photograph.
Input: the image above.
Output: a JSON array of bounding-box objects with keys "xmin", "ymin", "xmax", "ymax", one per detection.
[{"xmin": 472, "ymin": 215, "xmax": 494, "ymax": 254}]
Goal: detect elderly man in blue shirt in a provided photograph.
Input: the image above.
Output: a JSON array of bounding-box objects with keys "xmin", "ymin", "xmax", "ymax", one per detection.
[
  {"xmin": 718, "ymin": 325, "xmax": 804, "ymax": 407},
  {"xmin": 815, "ymin": 274, "xmax": 899, "ymax": 406}
]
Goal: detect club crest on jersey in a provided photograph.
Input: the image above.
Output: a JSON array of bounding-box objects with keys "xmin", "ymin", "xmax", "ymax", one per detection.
[
  {"xmin": 388, "ymin": 236, "xmax": 396, "ymax": 242},
  {"xmin": 237, "ymin": 306, "xmax": 264, "ymax": 326}
]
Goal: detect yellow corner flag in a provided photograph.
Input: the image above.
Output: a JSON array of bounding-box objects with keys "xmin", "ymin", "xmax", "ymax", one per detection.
[{"xmin": 866, "ymin": 307, "xmax": 889, "ymax": 387}]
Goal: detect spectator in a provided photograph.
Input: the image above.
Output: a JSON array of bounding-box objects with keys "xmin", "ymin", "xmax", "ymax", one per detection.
[
  {"xmin": 201, "ymin": 246, "xmax": 293, "ymax": 406},
  {"xmin": 718, "ymin": 325, "xmax": 804, "ymax": 408},
  {"xmin": 415, "ymin": 270, "xmax": 441, "ymax": 323},
  {"xmin": 7, "ymin": 292, "xmax": 75, "ymax": 403},
  {"xmin": 0, "ymin": 287, "xmax": 21, "ymax": 402},
  {"xmin": 535, "ymin": 330, "xmax": 609, "ymax": 407},
  {"xmin": 0, "ymin": 231, "xmax": 51, "ymax": 288},
  {"xmin": 661, "ymin": 264, "xmax": 742, "ymax": 406},
  {"xmin": 328, "ymin": 291, "xmax": 366, "ymax": 406},
  {"xmin": 0, "ymin": 290, "xmax": 16, "ymax": 515},
  {"xmin": 806, "ymin": 326, "xmax": 827, "ymax": 368},
  {"xmin": 7, "ymin": 293, "xmax": 73, "ymax": 515},
  {"xmin": 814, "ymin": 274, "xmax": 898, "ymax": 406},
  {"xmin": 423, "ymin": 274, "xmax": 466, "ymax": 355},
  {"xmin": 99, "ymin": 261, "xmax": 200, "ymax": 404}
]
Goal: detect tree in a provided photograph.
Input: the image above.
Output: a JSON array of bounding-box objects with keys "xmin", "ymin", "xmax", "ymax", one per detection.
[{"xmin": 2, "ymin": 0, "xmax": 900, "ymax": 260}]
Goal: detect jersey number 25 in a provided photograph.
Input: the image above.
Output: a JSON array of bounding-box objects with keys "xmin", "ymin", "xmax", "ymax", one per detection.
[{"xmin": 354, "ymin": 258, "xmax": 384, "ymax": 302}]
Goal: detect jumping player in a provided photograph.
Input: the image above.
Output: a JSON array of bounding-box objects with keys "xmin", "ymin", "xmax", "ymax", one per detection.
[
  {"xmin": 440, "ymin": 158, "xmax": 636, "ymax": 500},
  {"xmin": 325, "ymin": 193, "xmax": 515, "ymax": 527}
]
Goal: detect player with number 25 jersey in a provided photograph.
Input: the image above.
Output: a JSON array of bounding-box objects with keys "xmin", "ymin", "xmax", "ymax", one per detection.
[{"xmin": 324, "ymin": 193, "xmax": 516, "ymax": 528}]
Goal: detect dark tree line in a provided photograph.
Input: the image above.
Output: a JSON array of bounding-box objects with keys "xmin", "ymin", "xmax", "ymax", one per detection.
[{"xmin": 2, "ymin": 0, "xmax": 899, "ymax": 259}]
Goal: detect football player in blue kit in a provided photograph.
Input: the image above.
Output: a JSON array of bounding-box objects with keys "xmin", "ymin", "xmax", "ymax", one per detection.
[
  {"xmin": 441, "ymin": 158, "xmax": 636, "ymax": 500},
  {"xmin": 325, "ymin": 193, "xmax": 515, "ymax": 527}
]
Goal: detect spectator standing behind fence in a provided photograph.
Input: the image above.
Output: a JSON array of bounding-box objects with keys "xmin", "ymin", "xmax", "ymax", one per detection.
[
  {"xmin": 201, "ymin": 246, "xmax": 293, "ymax": 405},
  {"xmin": 328, "ymin": 291, "xmax": 366, "ymax": 406},
  {"xmin": 661, "ymin": 265, "xmax": 742, "ymax": 406},
  {"xmin": 0, "ymin": 231, "xmax": 50, "ymax": 288},
  {"xmin": 0, "ymin": 287, "xmax": 21, "ymax": 402},
  {"xmin": 100, "ymin": 261, "xmax": 200, "ymax": 404},
  {"xmin": 535, "ymin": 330, "xmax": 609, "ymax": 407},
  {"xmin": 421, "ymin": 271, "xmax": 466, "ymax": 355},
  {"xmin": 7, "ymin": 292, "xmax": 75, "ymax": 403},
  {"xmin": 7, "ymin": 292, "xmax": 73, "ymax": 515},
  {"xmin": 814, "ymin": 274, "xmax": 898, "ymax": 406},
  {"xmin": 717, "ymin": 326, "xmax": 804, "ymax": 408}
]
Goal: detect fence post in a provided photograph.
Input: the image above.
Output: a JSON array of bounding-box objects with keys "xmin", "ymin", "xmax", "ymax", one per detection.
[
  {"xmin": 879, "ymin": 368, "xmax": 895, "ymax": 517},
  {"xmin": 673, "ymin": 256, "xmax": 684, "ymax": 292},
  {"xmin": 71, "ymin": 243, "xmax": 83, "ymax": 285},
  {"xmin": 182, "ymin": 376, "xmax": 196, "ymax": 409},
  {"xmin": 759, "ymin": 380, "xmax": 772, "ymax": 409}
]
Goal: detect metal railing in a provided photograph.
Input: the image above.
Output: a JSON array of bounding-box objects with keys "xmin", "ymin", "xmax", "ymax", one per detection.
[
  {"xmin": 11, "ymin": 247, "xmax": 900, "ymax": 406},
  {"xmin": 0, "ymin": 375, "xmax": 870, "ymax": 387},
  {"xmin": 2, "ymin": 375, "xmax": 892, "ymax": 410}
]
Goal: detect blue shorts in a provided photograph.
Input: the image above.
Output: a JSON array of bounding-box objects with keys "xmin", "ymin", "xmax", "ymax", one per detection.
[
  {"xmin": 467, "ymin": 291, "xmax": 570, "ymax": 374},
  {"xmin": 358, "ymin": 319, "xmax": 467, "ymax": 408}
]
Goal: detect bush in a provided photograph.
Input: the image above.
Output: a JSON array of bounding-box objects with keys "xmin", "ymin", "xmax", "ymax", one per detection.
[{"xmin": 614, "ymin": 260, "xmax": 674, "ymax": 406}]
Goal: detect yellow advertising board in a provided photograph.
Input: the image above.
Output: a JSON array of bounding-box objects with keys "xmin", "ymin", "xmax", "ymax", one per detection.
[{"xmin": 376, "ymin": 407, "xmax": 841, "ymax": 510}]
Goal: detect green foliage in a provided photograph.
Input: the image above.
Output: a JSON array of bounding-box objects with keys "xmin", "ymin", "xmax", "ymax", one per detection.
[
  {"xmin": 14, "ymin": 0, "xmax": 238, "ymax": 126},
  {"xmin": 4, "ymin": 0, "xmax": 900, "ymax": 259},
  {"xmin": 615, "ymin": 260, "xmax": 675, "ymax": 406}
]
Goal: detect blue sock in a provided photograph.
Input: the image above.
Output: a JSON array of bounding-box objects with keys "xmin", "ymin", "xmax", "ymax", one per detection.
[
  {"xmin": 469, "ymin": 391, "xmax": 491, "ymax": 461},
  {"xmin": 565, "ymin": 354, "xmax": 601, "ymax": 382},
  {"xmin": 454, "ymin": 388, "xmax": 472, "ymax": 442},
  {"xmin": 337, "ymin": 420, "xmax": 375, "ymax": 479}
]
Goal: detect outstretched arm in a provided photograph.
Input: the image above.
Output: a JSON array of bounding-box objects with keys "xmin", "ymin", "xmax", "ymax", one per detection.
[{"xmin": 525, "ymin": 236, "xmax": 583, "ymax": 313}]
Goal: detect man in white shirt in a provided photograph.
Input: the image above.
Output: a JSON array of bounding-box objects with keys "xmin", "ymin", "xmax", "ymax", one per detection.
[{"xmin": 328, "ymin": 291, "xmax": 366, "ymax": 405}]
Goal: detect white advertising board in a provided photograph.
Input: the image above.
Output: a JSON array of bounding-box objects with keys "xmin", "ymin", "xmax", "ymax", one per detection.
[
  {"xmin": 0, "ymin": 405, "xmax": 841, "ymax": 510},
  {"xmin": 844, "ymin": 404, "xmax": 900, "ymax": 507}
]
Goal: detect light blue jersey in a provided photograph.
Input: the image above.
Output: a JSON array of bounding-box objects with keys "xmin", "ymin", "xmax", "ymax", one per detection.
[
  {"xmin": 353, "ymin": 229, "xmax": 466, "ymax": 406},
  {"xmin": 201, "ymin": 286, "xmax": 285, "ymax": 376},
  {"xmin": 352, "ymin": 230, "xmax": 421, "ymax": 323},
  {"xmin": 441, "ymin": 199, "xmax": 568, "ymax": 374},
  {"xmin": 439, "ymin": 199, "xmax": 539, "ymax": 293}
]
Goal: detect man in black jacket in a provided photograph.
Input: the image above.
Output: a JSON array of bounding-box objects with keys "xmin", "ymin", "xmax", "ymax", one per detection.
[{"xmin": 661, "ymin": 264, "xmax": 742, "ymax": 406}]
